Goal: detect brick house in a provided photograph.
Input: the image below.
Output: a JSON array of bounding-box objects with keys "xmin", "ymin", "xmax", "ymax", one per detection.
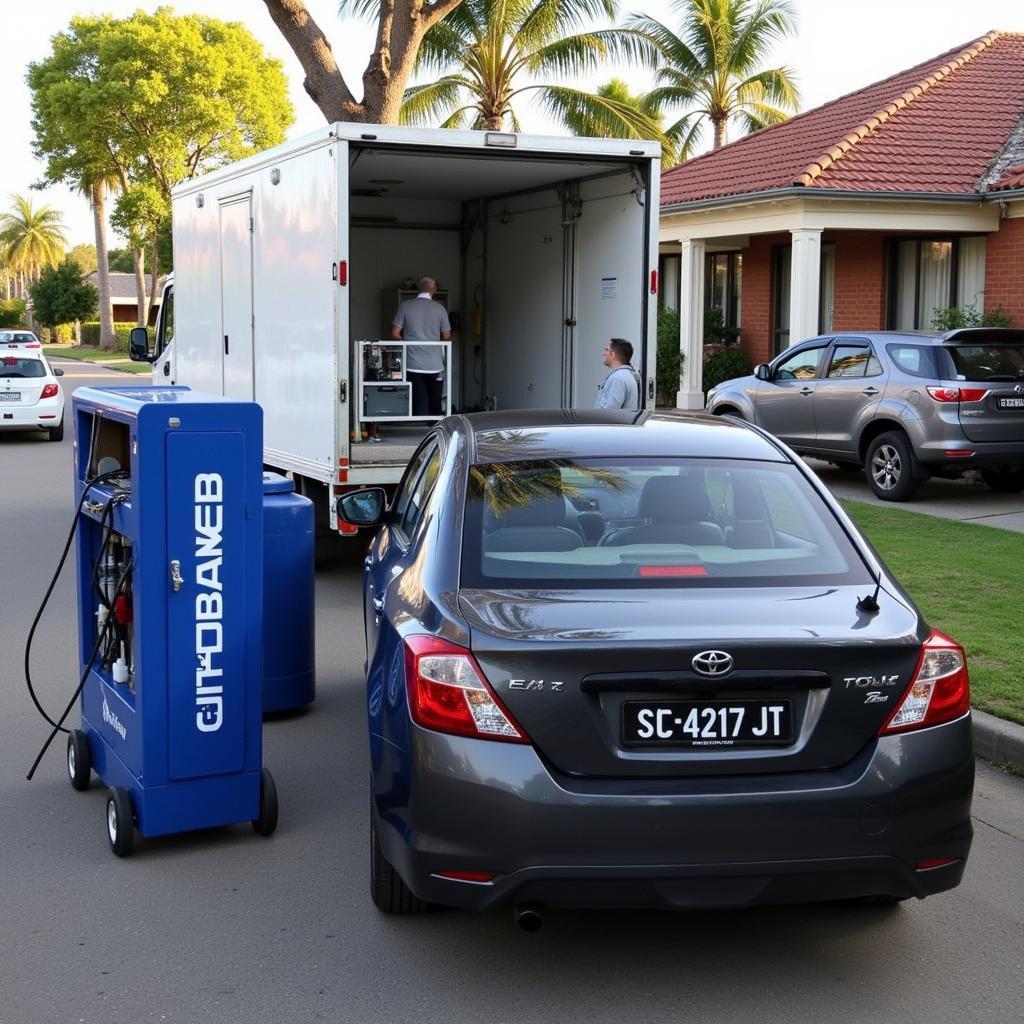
[
  {"xmin": 658, "ymin": 31, "xmax": 1024, "ymax": 409},
  {"xmin": 86, "ymin": 271, "xmax": 163, "ymax": 325}
]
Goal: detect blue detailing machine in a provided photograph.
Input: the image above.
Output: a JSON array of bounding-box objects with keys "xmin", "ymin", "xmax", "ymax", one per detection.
[{"xmin": 65, "ymin": 386, "xmax": 277, "ymax": 856}]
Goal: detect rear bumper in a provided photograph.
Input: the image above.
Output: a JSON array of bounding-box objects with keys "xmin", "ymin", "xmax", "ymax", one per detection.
[
  {"xmin": 0, "ymin": 398, "xmax": 63, "ymax": 429},
  {"xmin": 373, "ymin": 714, "xmax": 974, "ymax": 911}
]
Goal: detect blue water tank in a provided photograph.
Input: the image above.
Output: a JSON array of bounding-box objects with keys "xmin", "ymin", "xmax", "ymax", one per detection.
[{"xmin": 262, "ymin": 473, "xmax": 315, "ymax": 713}]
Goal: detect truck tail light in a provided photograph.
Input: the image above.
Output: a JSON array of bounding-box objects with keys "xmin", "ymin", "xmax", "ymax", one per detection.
[
  {"xmin": 879, "ymin": 630, "xmax": 970, "ymax": 735},
  {"xmin": 41, "ymin": 383, "xmax": 59, "ymax": 399},
  {"xmin": 926, "ymin": 386, "xmax": 988, "ymax": 403},
  {"xmin": 403, "ymin": 635, "xmax": 529, "ymax": 743}
]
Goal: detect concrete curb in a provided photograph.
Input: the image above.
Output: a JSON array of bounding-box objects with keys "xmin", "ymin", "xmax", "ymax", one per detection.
[{"xmin": 973, "ymin": 709, "xmax": 1024, "ymax": 768}]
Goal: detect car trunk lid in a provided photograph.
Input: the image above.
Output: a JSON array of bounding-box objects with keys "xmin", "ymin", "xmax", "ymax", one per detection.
[
  {"xmin": 461, "ymin": 585, "xmax": 923, "ymax": 778},
  {"xmin": 942, "ymin": 341, "xmax": 1024, "ymax": 443}
]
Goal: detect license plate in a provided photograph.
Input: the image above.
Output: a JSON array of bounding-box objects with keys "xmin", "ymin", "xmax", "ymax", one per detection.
[
  {"xmin": 0, "ymin": 392, "xmax": 20, "ymax": 402},
  {"xmin": 996, "ymin": 397, "xmax": 1024, "ymax": 410},
  {"xmin": 623, "ymin": 699, "xmax": 793, "ymax": 748}
]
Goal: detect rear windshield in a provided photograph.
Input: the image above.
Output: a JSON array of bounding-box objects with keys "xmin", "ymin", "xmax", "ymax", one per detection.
[
  {"xmin": 946, "ymin": 344, "xmax": 1024, "ymax": 382},
  {"xmin": 0, "ymin": 357, "xmax": 45, "ymax": 378},
  {"xmin": 461, "ymin": 458, "xmax": 870, "ymax": 589},
  {"xmin": 0, "ymin": 332, "xmax": 37, "ymax": 343}
]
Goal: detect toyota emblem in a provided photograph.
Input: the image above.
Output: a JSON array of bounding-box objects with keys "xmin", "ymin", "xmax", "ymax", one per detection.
[{"xmin": 692, "ymin": 650, "xmax": 734, "ymax": 676}]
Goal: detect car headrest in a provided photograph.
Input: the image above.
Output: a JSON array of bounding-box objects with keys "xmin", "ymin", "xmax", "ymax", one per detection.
[
  {"xmin": 638, "ymin": 476, "xmax": 707, "ymax": 523},
  {"xmin": 486, "ymin": 492, "xmax": 571, "ymax": 530}
]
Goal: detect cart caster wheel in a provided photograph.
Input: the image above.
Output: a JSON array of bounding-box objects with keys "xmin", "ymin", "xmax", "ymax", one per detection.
[
  {"xmin": 67, "ymin": 730, "xmax": 91, "ymax": 791},
  {"xmin": 106, "ymin": 787, "xmax": 135, "ymax": 857},
  {"xmin": 252, "ymin": 768, "xmax": 278, "ymax": 837}
]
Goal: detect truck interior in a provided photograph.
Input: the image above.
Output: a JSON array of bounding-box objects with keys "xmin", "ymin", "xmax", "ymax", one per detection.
[{"xmin": 347, "ymin": 143, "xmax": 652, "ymax": 463}]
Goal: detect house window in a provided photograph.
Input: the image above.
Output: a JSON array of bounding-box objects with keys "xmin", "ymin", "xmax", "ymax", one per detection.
[
  {"xmin": 704, "ymin": 252, "xmax": 742, "ymax": 333},
  {"xmin": 773, "ymin": 244, "xmax": 835, "ymax": 354},
  {"xmin": 888, "ymin": 236, "xmax": 987, "ymax": 330},
  {"xmin": 658, "ymin": 254, "xmax": 681, "ymax": 312}
]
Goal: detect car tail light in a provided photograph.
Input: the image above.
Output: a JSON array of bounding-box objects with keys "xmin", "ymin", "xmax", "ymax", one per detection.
[
  {"xmin": 403, "ymin": 635, "xmax": 529, "ymax": 743},
  {"xmin": 436, "ymin": 870, "xmax": 495, "ymax": 883},
  {"xmin": 926, "ymin": 386, "xmax": 988, "ymax": 403},
  {"xmin": 879, "ymin": 630, "xmax": 969, "ymax": 735},
  {"xmin": 916, "ymin": 857, "xmax": 960, "ymax": 870},
  {"xmin": 40, "ymin": 383, "xmax": 59, "ymax": 399}
]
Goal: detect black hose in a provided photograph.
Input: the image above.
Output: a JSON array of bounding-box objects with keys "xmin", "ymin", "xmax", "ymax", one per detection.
[{"xmin": 26, "ymin": 557, "xmax": 133, "ymax": 781}]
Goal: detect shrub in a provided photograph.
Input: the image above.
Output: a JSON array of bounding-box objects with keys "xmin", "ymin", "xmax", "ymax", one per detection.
[
  {"xmin": 930, "ymin": 304, "xmax": 1014, "ymax": 330},
  {"xmin": 0, "ymin": 298, "xmax": 28, "ymax": 328},
  {"xmin": 703, "ymin": 347, "xmax": 752, "ymax": 395},
  {"xmin": 656, "ymin": 307, "xmax": 683, "ymax": 405},
  {"xmin": 704, "ymin": 306, "xmax": 739, "ymax": 345},
  {"xmin": 80, "ymin": 321, "xmax": 101, "ymax": 346},
  {"xmin": 114, "ymin": 325, "xmax": 134, "ymax": 352},
  {"xmin": 78, "ymin": 322, "xmax": 137, "ymax": 350},
  {"xmin": 28, "ymin": 259, "xmax": 98, "ymax": 329}
]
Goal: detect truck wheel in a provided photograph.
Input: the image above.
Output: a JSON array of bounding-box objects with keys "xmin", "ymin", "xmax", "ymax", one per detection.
[
  {"xmin": 67, "ymin": 730, "xmax": 91, "ymax": 791},
  {"xmin": 251, "ymin": 769, "xmax": 278, "ymax": 836},
  {"xmin": 981, "ymin": 468, "xmax": 1024, "ymax": 493},
  {"xmin": 866, "ymin": 432, "xmax": 921, "ymax": 501},
  {"xmin": 106, "ymin": 787, "xmax": 135, "ymax": 857},
  {"xmin": 370, "ymin": 816, "xmax": 429, "ymax": 914}
]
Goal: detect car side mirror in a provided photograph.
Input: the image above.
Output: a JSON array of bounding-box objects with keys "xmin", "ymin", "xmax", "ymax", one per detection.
[
  {"xmin": 754, "ymin": 363, "xmax": 771, "ymax": 381},
  {"xmin": 53, "ymin": 367, "xmax": 64, "ymax": 377},
  {"xmin": 337, "ymin": 487, "xmax": 387, "ymax": 528},
  {"xmin": 129, "ymin": 326, "xmax": 152, "ymax": 362}
]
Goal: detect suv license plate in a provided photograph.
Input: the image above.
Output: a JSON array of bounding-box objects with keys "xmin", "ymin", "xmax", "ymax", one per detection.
[
  {"xmin": 996, "ymin": 396, "xmax": 1024, "ymax": 410},
  {"xmin": 623, "ymin": 699, "xmax": 793, "ymax": 748},
  {"xmin": 0, "ymin": 392, "xmax": 20, "ymax": 402}
]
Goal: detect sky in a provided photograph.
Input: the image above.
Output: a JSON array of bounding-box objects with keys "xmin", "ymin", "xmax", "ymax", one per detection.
[{"xmin": 4, "ymin": 0, "xmax": 1024, "ymax": 246}]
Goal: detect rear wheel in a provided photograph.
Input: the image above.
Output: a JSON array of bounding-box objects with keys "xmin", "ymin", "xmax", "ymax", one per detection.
[
  {"xmin": 370, "ymin": 814, "xmax": 429, "ymax": 914},
  {"xmin": 865, "ymin": 432, "xmax": 921, "ymax": 501},
  {"xmin": 251, "ymin": 769, "xmax": 279, "ymax": 836},
  {"xmin": 981, "ymin": 467, "xmax": 1024, "ymax": 493},
  {"xmin": 67, "ymin": 730, "xmax": 91, "ymax": 791},
  {"xmin": 48, "ymin": 418, "xmax": 64, "ymax": 442}
]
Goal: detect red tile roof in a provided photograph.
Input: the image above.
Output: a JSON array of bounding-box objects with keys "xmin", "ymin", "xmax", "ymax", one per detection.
[
  {"xmin": 992, "ymin": 163, "xmax": 1024, "ymax": 191},
  {"xmin": 660, "ymin": 32, "xmax": 1024, "ymax": 206}
]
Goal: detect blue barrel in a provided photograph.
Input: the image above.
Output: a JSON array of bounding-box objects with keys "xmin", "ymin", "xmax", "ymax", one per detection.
[{"xmin": 262, "ymin": 473, "xmax": 315, "ymax": 712}]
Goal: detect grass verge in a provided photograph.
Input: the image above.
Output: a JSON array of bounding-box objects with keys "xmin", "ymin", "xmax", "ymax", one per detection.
[
  {"xmin": 43, "ymin": 345, "xmax": 151, "ymax": 375},
  {"xmin": 842, "ymin": 499, "xmax": 1024, "ymax": 726}
]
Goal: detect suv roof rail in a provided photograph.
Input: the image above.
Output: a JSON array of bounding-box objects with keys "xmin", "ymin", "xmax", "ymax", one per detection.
[{"xmin": 940, "ymin": 327, "xmax": 1024, "ymax": 344}]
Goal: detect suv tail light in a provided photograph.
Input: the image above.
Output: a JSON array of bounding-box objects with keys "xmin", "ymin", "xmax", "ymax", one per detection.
[
  {"xmin": 403, "ymin": 635, "xmax": 529, "ymax": 743},
  {"xmin": 40, "ymin": 383, "xmax": 59, "ymax": 399},
  {"xmin": 926, "ymin": 386, "xmax": 988, "ymax": 403},
  {"xmin": 879, "ymin": 630, "xmax": 969, "ymax": 735}
]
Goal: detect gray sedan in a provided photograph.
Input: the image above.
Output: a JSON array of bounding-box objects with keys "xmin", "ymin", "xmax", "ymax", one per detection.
[{"xmin": 705, "ymin": 328, "xmax": 1024, "ymax": 500}]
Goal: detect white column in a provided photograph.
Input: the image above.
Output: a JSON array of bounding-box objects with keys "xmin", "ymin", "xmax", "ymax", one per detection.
[
  {"xmin": 788, "ymin": 228, "xmax": 822, "ymax": 347},
  {"xmin": 676, "ymin": 238, "xmax": 706, "ymax": 410}
]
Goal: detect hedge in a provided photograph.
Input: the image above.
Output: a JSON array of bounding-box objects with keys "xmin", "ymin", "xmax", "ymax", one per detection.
[{"xmin": 79, "ymin": 322, "xmax": 136, "ymax": 352}]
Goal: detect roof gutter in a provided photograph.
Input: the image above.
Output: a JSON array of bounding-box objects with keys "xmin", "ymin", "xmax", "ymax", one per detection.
[{"xmin": 659, "ymin": 186, "xmax": 995, "ymax": 215}]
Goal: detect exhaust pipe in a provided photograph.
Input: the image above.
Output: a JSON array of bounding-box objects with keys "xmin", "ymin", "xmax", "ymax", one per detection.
[{"xmin": 514, "ymin": 903, "xmax": 544, "ymax": 932}]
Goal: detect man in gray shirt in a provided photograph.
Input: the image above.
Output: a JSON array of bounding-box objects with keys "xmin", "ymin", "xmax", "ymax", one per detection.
[
  {"xmin": 391, "ymin": 276, "xmax": 452, "ymax": 416},
  {"xmin": 595, "ymin": 338, "xmax": 641, "ymax": 410}
]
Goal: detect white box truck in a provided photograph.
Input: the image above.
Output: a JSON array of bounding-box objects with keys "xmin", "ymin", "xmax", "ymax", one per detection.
[{"xmin": 140, "ymin": 124, "xmax": 662, "ymax": 533}]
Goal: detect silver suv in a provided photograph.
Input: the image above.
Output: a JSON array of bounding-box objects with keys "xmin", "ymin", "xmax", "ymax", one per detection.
[{"xmin": 705, "ymin": 329, "xmax": 1024, "ymax": 501}]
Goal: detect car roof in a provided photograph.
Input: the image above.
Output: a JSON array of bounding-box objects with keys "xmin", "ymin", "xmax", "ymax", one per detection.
[
  {"xmin": 823, "ymin": 328, "xmax": 1024, "ymax": 346},
  {"xmin": 455, "ymin": 409, "xmax": 790, "ymax": 464}
]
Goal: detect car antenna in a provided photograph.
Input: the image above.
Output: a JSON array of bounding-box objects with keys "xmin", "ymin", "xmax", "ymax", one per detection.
[{"xmin": 857, "ymin": 570, "xmax": 883, "ymax": 614}]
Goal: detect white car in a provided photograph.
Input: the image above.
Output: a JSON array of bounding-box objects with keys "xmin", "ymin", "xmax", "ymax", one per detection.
[
  {"xmin": 0, "ymin": 349, "xmax": 65, "ymax": 441},
  {"xmin": 0, "ymin": 330, "xmax": 42, "ymax": 350}
]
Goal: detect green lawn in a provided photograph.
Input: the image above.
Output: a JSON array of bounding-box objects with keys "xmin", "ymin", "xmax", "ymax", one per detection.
[
  {"xmin": 43, "ymin": 345, "xmax": 151, "ymax": 375},
  {"xmin": 842, "ymin": 499, "xmax": 1024, "ymax": 726}
]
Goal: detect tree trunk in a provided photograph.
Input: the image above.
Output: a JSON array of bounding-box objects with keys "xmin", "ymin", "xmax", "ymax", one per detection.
[
  {"xmin": 92, "ymin": 182, "xmax": 117, "ymax": 351},
  {"xmin": 713, "ymin": 117, "xmax": 727, "ymax": 149},
  {"xmin": 263, "ymin": 0, "xmax": 466, "ymax": 124},
  {"xmin": 147, "ymin": 237, "xmax": 159, "ymax": 327},
  {"xmin": 485, "ymin": 114, "xmax": 504, "ymax": 131},
  {"xmin": 133, "ymin": 248, "xmax": 147, "ymax": 328}
]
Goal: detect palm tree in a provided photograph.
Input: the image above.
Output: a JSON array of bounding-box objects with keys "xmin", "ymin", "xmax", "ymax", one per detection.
[
  {"xmin": 628, "ymin": 0, "xmax": 798, "ymax": 159},
  {"xmin": 76, "ymin": 174, "xmax": 119, "ymax": 349},
  {"xmin": 0, "ymin": 194, "xmax": 68, "ymax": 296},
  {"xmin": 392, "ymin": 0, "xmax": 665, "ymax": 142}
]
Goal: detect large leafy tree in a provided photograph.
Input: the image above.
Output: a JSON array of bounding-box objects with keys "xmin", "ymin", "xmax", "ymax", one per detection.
[
  {"xmin": 263, "ymin": 0, "xmax": 467, "ymax": 124},
  {"xmin": 0, "ymin": 195, "xmax": 68, "ymax": 297},
  {"xmin": 29, "ymin": 259, "xmax": 98, "ymax": 331},
  {"xmin": 397, "ymin": 0, "xmax": 662, "ymax": 137},
  {"xmin": 629, "ymin": 0, "xmax": 798, "ymax": 158},
  {"xmin": 29, "ymin": 9, "xmax": 294, "ymax": 330}
]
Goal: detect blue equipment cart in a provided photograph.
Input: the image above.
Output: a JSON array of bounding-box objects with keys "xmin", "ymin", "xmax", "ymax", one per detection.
[{"xmin": 67, "ymin": 386, "xmax": 277, "ymax": 856}]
